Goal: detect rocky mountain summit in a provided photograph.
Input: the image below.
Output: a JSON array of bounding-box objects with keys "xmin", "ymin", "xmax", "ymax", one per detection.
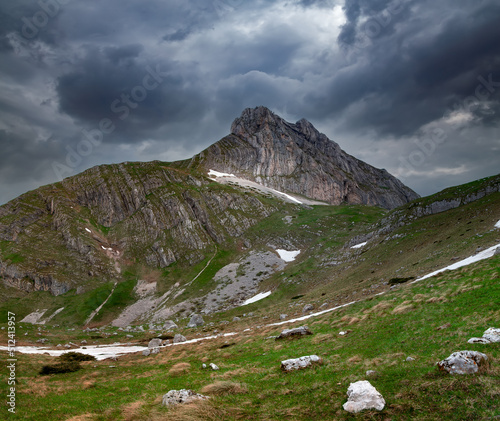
[{"xmin": 190, "ymin": 106, "xmax": 419, "ymax": 209}]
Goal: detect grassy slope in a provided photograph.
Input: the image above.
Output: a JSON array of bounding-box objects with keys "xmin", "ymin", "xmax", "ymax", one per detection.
[{"xmin": 0, "ymin": 255, "xmax": 498, "ymax": 420}]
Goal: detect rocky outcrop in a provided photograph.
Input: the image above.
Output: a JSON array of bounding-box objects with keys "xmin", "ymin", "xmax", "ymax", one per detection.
[
  {"xmin": 192, "ymin": 106, "xmax": 419, "ymax": 209},
  {"xmin": 468, "ymin": 328, "xmax": 500, "ymax": 344}
]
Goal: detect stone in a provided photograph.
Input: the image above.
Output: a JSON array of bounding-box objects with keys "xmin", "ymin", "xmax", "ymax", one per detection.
[
  {"xmin": 151, "ymin": 347, "xmax": 160, "ymax": 354},
  {"xmin": 148, "ymin": 338, "xmax": 162, "ymax": 348},
  {"xmin": 280, "ymin": 314, "xmax": 287, "ymax": 320},
  {"xmin": 209, "ymin": 363, "xmax": 219, "ymax": 370},
  {"xmin": 406, "ymin": 357, "xmax": 415, "ymax": 362},
  {"xmin": 343, "ymin": 381, "xmax": 385, "ymax": 413},
  {"xmin": 162, "ymin": 389, "xmax": 208, "ymax": 406},
  {"xmin": 81, "ymin": 340, "xmax": 87, "ymax": 344},
  {"xmin": 163, "ymin": 320, "xmax": 178, "ymax": 330},
  {"xmin": 142, "ymin": 349, "xmax": 151, "ymax": 356},
  {"xmin": 483, "ymin": 327, "xmax": 500, "ymax": 343},
  {"xmin": 187, "ymin": 314, "xmax": 204, "ymax": 328},
  {"xmin": 276, "ymin": 325, "xmax": 312, "ymax": 340},
  {"xmin": 303, "ymin": 304, "xmax": 314, "ymax": 313},
  {"xmin": 366, "ymin": 370, "xmax": 377, "ymax": 377},
  {"xmin": 232, "ymin": 317, "xmax": 241, "ymax": 322},
  {"xmin": 281, "ymin": 355, "xmax": 322, "ymax": 372},
  {"xmin": 173, "ymin": 334, "xmax": 187, "ymax": 344},
  {"xmin": 437, "ymin": 351, "xmax": 488, "ymax": 374},
  {"xmin": 202, "ymin": 363, "xmax": 207, "ymax": 369}
]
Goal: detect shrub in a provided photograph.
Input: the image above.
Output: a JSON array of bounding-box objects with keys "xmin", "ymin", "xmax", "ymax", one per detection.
[
  {"xmin": 58, "ymin": 352, "xmax": 96, "ymax": 362},
  {"xmin": 40, "ymin": 362, "xmax": 81, "ymax": 375}
]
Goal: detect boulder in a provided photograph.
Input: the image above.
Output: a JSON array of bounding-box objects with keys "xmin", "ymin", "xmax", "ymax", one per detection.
[
  {"xmin": 276, "ymin": 325, "xmax": 312, "ymax": 340},
  {"xmin": 468, "ymin": 327, "xmax": 500, "ymax": 344},
  {"xmin": 163, "ymin": 320, "xmax": 178, "ymax": 330},
  {"xmin": 209, "ymin": 363, "xmax": 219, "ymax": 371},
  {"xmin": 343, "ymin": 381, "xmax": 386, "ymax": 413},
  {"xmin": 437, "ymin": 351, "xmax": 488, "ymax": 374},
  {"xmin": 151, "ymin": 347, "xmax": 160, "ymax": 354},
  {"xmin": 280, "ymin": 314, "xmax": 287, "ymax": 320},
  {"xmin": 483, "ymin": 327, "xmax": 500, "ymax": 343},
  {"xmin": 148, "ymin": 338, "xmax": 162, "ymax": 348},
  {"xmin": 281, "ymin": 355, "xmax": 322, "ymax": 372},
  {"xmin": 142, "ymin": 349, "xmax": 151, "ymax": 357},
  {"xmin": 187, "ymin": 314, "xmax": 204, "ymax": 328},
  {"xmin": 303, "ymin": 304, "xmax": 314, "ymax": 313},
  {"xmin": 162, "ymin": 389, "xmax": 208, "ymax": 406},
  {"xmin": 173, "ymin": 334, "xmax": 187, "ymax": 344}
]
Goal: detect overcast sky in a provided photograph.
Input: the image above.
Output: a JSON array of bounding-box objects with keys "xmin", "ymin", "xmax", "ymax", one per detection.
[{"xmin": 0, "ymin": 0, "xmax": 499, "ymax": 205}]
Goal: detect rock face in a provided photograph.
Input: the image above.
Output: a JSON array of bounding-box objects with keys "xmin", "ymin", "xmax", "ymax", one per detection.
[
  {"xmin": 276, "ymin": 325, "xmax": 313, "ymax": 340},
  {"xmin": 281, "ymin": 355, "xmax": 322, "ymax": 372},
  {"xmin": 343, "ymin": 381, "xmax": 386, "ymax": 413},
  {"xmin": 193, "ymin": 106, "xmax": 419, "ymax": 210},
  {"xmin": 437, "ymin": 351, "xmax": 488, "ymax": 374},
  {"xmin": 187, "ymin": 314, "xmax": 204, "ymax": 328},
  {"xmin": 162, "ymin": 389, "xmax": 208, "ymax": 406}
]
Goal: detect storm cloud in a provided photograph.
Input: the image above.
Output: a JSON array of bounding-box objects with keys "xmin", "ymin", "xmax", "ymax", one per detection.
[{"xmin": 0, "ymin": 0, "xmax": 499, "ymax": 204}]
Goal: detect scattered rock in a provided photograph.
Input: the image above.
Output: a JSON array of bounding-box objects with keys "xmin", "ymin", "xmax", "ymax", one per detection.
[
  {"xmin": 275, "ymin": 325, "xmax": 312, "ymax": 340},
  {"xmin": 163, "ymin": 320, "xmax": 178, "ymax": 330},
  {"xmin": 187, "ymin": 314, "xmax": 204, "ymax": 328},
  {"xmin": 151, "ymin": 347, "xmax": 160, "ymax": 354},
  {"xmin": 202, "ymin": 363, "xmax": 207, "ymax": 369},
  {"xmin": 148, "ymin": 338, "xmax": 162, "ymax": 348},
  {"xmin": 437, "ymin": 350, "xmax": 488, "ymax": 374},
  {"xmin": 209, "ymin": 363, "xmax": 219, "ymax": 371},
  {"xmin": 162, "ymin": 389, "xmax": 208, "ymax": 406},
  {"xmin": 436, "ymin": 323, "xmax": 451, "ymax": 330},
  {"xmin": 303, "ymin": 304, "xmax": 314, "ymax": 313},
  {"xmin": 366, "ymin": 370, "xmax": 377, "ymax": 377},
  {"xmin": 173, "ymin": 334, "xmax": 187, "ymax": 344},
  {"xmin": 281, "ymin": 355, "xmax": 322, "ymax": 372},
  {"xmin": 142, "ymin": 349, "xmax": 151, "ymax": 357},
  {"xmin": 232, "ymin": 317, "xmax": 241, "ymax": 322},
  {"xmin": 468, "ymin": 327, "xmax": 500, "ymax": 344},
  {"xmin": 343, "ymin": 381, "xmax": 386, "ymax": 413},
  {"xmin": 81, "ymin": 340, "xmax": 87, "ymax": 344},
  {"xmin": 406, "ymin": 357, "xmax": 415, "ymax": 362},
  {"xmin": 280, "ymin": 314, "xmax": 287, "ymax": 320}
]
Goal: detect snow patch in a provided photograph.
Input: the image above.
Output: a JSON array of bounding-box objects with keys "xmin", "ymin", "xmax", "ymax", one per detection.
[
  {"xmin": 85, "ymin": 228, "xmax": 91, "ymax": 233},
  {"xmin": 495, "ymin": 220, "xmax": 500, "ymax": 229},
  {"xmin": 268, "ymin": 188, "xmax": 303, "ymax": 204},
  {"xmin": 208, "ymin": 169, "xmax": 236, "ymax": 178},
  {"xmin": 276, "ymin": 249, "xmax": 300, "ymax": 262},
  {"xmin": 351, "ymin": 242, "xmax": 368, "ymax": 249},
  {"xmin": 241, "ymin": 291, "xmax": 272, "ymax": 306},
  {"xmin": 414, "ymin": 243, "xmax": 500, "ymax": 282}
]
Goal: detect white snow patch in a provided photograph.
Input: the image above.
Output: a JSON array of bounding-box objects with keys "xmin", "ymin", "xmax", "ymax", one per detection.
[
  {"xmin": 495, "ymin": 220, "xmax": 500, "ymax": 229},
  {"xmin": 241, "ymin": 291, "xmax": 272, "ymax": 306},
  {"xmin": 0, "ymin": 343, "xmax": 148, "ymax": 361},
  {"xmin": 413, "ymin": 243, "xmax": 500, "ymax": 282},
  {"xmin": 85, "ymin": 228, "xmax": 91, "ymax": 233},
  {"xmin": 268, "ymin": 188, "xmax": 303, "ymax": 204},
  {"xmin": 276, "ymin": 249, "xmax": 301, "ymax": 262},
  {"xmin": 351, "ymin": 242, "xmax": 368, "ymax": 249},
  {"xmin": 208, "ymin": 169, "xmax": 236, "ymax": 178}
]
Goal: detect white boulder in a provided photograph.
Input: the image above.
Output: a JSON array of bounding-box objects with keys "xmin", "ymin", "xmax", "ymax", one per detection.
[
  {"xmin": 281, "ymin": 355, "xmax": 322, "ymax": 372},
  {"xmin": 162, "ymin": 389, "xmax": 208, "ymax": 406},
  {"xmin": 343, "ymin": 381, "xmax": 385, "ymax": 413},
  {"xmin": 468, "ymin": 327, "xmax": 500, "ymax": 344}
]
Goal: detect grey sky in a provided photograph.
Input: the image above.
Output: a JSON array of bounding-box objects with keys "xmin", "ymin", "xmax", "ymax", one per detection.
[{"xmin": 0, "ymin": 0, "xmax": 499, "ymax": 205}]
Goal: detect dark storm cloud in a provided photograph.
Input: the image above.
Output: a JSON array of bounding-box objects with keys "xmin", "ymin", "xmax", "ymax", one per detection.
[{"xmin": 0, "ymin": 0, "xmax": 499, "ymax": 204}]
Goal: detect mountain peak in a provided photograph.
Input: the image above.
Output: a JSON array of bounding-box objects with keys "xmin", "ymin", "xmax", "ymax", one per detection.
[{"xmin": 194, "ymin": 107, "xmax": 420, "ymax": 209}]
